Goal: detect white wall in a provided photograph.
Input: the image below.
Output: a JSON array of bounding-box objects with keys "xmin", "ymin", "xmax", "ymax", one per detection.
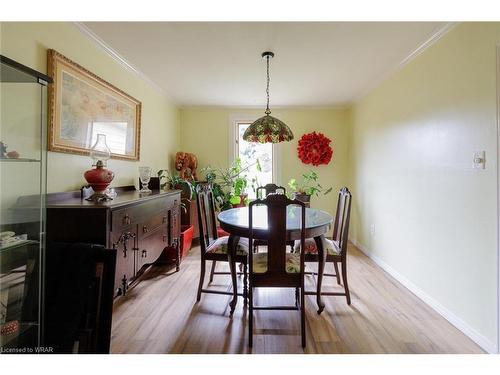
[{"xmin": 350, "ymin": 22, "xmax": 500, "ymax": 352}]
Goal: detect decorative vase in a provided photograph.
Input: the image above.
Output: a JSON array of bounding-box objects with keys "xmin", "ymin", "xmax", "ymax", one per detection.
[
  {"xmin": 139, "ymin": 166, "xmax": 152, "ymax": 194},
  {"xmin": 293, "ymin": 192, "xmax": 311, "ymax": 207},
  {"xmin": 231, "ymin": 193, "xmax": 248, "ymax": 208},
  {"xmin": 84, "ymin": 134, "xmax": 115, "ymax": 202},
  {"xmin": 84, "ymin": 162, "xmax": 115, "ymax": 196}
]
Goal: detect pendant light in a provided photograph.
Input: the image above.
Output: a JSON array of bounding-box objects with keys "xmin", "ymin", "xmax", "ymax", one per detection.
[{"xmin": 243, "ymin": 51, "xmax": 294, "ymax": 143}]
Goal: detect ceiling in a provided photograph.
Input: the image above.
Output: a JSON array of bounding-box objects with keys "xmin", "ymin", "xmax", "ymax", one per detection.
[{"xmin": 82, "ymin": 22, "xmax": 449, "ymax": 107}]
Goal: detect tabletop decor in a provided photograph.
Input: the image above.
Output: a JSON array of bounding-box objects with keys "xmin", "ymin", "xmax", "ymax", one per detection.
[
  {"xmin": 288, "ymin": 170, "xmax": 333, "ymax": 205},
  {"xmin": 157, "ymin": 169, "xmax": 195, "ymax": 199},
  {"xmin": 83, "ymin": 134, "xmax": 115, "ymax": 202},
  {"xmin": 297, "ymin": 132, "xmax": 333, "ymax": 166},
  {"xmin": 174, "ymin": 151, "xmax": 198, "ymax": 181},
  {"xmin": 47, "ymin": 49, "xmax": 141, "ymax": 161},
  {"xmin": 138, "ymin": 166, "xmax": 152, "ymax": 194},
  {"xmin": 242, "ymin": 51, "xmax": 294, "ymax": 143}
]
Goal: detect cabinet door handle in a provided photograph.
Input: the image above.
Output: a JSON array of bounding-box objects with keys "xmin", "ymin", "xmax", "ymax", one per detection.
[
  {"xmin": 121, "ymin": 275, "xmax": 128, "ymax": 295},
  {"xmin": 123, "ymin": 214, "xmax": 131, "ymax": 226}
]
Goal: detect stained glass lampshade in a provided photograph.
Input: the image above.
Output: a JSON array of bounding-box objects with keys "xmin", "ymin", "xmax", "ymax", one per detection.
[
  {"xmin": 243, "ymin": 114, "xmax": 294, "ymax": 143},
  {"xmin": 242, "ymin": 51, "xmax": 294, "ymax": 144}
]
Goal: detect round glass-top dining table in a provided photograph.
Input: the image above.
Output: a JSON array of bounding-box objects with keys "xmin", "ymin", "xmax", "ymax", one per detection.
[{"xmin": 218, "ymin": 205, "xmax": 334, "ymax": 313}]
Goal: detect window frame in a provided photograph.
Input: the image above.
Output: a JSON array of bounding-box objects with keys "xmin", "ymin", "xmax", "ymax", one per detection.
[{"xmin": 228, "ymin": 115, "xmax": 282, "ymax": 188}]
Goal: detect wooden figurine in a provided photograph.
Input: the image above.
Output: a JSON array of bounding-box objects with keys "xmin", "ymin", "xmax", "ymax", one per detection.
[{"xmin": 175, "ymin": 152, "xmax": 198, "ymax": 181}]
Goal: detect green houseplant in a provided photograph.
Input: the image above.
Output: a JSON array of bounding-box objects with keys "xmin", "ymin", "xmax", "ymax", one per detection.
[
  {"xmin": 202, "ymin": 158, "xmax": 260, "ymax": 211},
  {"xmin": 288, "ymin": 170, "xmax": 333, "ymax": 205},
  {"xmin": 157, "ymin": 169, "xmax": 195, "ymax": 200}
]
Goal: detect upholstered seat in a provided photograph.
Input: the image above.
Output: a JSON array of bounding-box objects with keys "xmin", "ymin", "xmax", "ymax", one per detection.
[
  {"xmin": 293, "ymin": 236, "xmax": 340, "ymax": 256},
  {"xmin": 252, "ymin": 252, "xmax": 301, "ymax": 274},
  {"xmin": 206, "ymin": 236, "xmax": 249, "ymax": 256}
]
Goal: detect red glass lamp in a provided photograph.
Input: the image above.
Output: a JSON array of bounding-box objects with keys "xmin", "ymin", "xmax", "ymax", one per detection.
[{"xmin": 84, "ymin": 134, "xmax": 115, "ymax": 202}]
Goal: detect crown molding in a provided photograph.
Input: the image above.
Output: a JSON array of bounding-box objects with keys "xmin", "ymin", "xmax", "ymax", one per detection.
[
  {"xmin": 72, "ymin": 22, "xmax": 175, "ymax": 102},
  {"xmin": 351, "ymin": 22, "xmax": 459, "ymax": 104}
]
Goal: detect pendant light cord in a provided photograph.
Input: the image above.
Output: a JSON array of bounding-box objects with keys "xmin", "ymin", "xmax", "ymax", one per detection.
[{"xmin": 265, "ymin": 55, "xmax": 271, "ymax": 115}]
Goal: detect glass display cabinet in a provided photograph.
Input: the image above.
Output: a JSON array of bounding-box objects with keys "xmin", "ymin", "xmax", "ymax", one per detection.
[{"xmin": 0, "ymin": 55, "xmax": 51, "ymax": 352}]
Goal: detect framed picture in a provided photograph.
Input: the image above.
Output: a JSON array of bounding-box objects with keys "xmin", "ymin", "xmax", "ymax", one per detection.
[{"xmin": 47, "ymin": 49, "xmax": 141, "ymax": 161}]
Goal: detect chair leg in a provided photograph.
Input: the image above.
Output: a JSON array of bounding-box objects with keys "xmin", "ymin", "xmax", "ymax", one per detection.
[
  {"xmin": 249, "ymin": 286, "xmax": 253, "ymax": 347},
  {"xmin": 196, "ymin": 256, "xmax": 206, "ymax": 302},
  {"xmin": 341, "ymin": 259, "xmax": 351, "ymax": 305},
  {"xmin": 209, "ymin": 260, "xmax": 216, "ymax": 283},
  {"xmin": 300, "ymin": 287, "xmax": 306, "ymax": 348},
  {"xmin": 243, "ymin": 262, "xmax": 248, "ymax": 307},
  {"xmin": 333, "ymin": 261, "xmax": 341, "ymax": 285}
]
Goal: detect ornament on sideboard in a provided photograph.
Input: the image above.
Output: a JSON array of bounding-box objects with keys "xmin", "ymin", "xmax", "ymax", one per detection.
[
  {"xmin": 0, "ymin": 141, "xmax": 20, "ymax": 159},
  {"xmin": 297, "ymin": 132, "xmax": 333, "ymax": 166},
  {"xmin": 175, "ymin": 152, "xmax": 198, "ymax": 181},
  {"xmin": 138, "ymin": 166, "xmax": 152, "ymax": 194},
  {"xmin": 83, "ymin": 134, "xmax": 115, "ymax": 202}
]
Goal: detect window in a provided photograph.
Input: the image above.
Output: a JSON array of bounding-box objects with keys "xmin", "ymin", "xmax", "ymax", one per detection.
[{"xmin": 234, "ymin": 121, "xmax": 275, "ymax": 199}]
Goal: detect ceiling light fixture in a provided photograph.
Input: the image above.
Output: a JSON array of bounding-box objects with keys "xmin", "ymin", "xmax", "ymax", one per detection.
[{"xmin": 243, "ymin": 51, "xmax": 294, "ymax": 143}]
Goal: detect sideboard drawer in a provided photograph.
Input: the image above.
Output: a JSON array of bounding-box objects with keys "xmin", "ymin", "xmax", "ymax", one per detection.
[
  {"xmin": 112, "ymin": 208, "xmax": 135, "ymax": 231},
  {"xmin": 112, "ymin": 198, "xmax": 170, "ymax": 232},
  {"xmin": 140, "ymin": 210, "xmax": 168, "ymax": 238}
]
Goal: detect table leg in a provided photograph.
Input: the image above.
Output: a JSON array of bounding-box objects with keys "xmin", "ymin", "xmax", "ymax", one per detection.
[
  {"xmin": 315, "ymin": 236, "xmax": 326, "ymax": 314},
  {"xmin": 227, "ymin": 234, "xmax": 238, "ymax": 315}
]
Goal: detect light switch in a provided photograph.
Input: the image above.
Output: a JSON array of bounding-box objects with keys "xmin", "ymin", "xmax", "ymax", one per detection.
[{"xmin": 473, "ymin": 151, "xmax": 485, "ymax": 169}]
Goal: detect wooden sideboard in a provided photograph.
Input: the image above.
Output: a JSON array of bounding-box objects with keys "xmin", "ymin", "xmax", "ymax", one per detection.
[{"xmin": 46, "ymin": 186, "xmax": 182, "ymax": 297}]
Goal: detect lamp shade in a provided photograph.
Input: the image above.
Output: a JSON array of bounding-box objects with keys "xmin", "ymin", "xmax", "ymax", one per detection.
[{"xmin": 243, "ymin": 114, "xmax": 294, "ymax": 143}]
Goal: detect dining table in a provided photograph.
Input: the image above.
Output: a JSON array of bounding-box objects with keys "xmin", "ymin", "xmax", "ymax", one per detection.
[{"xmin": 217, "ymin": 205, "xmax": 334, "ymax": 313}]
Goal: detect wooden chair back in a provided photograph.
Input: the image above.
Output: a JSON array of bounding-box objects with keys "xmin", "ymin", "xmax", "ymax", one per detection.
[
  {"xmin": 195, "ymin": 183, "xmax": 218, "ymax": 254},
  {"xmin": 248, "ymin": 193, "xmax": 306, "ymax": 285},
  {"xmin": 331, "ymin": 187, "xmax": 352, "ymax": 257},
  {"xmin": 256, "ymin": 183, "xmax": 286, "ymax": 199}
]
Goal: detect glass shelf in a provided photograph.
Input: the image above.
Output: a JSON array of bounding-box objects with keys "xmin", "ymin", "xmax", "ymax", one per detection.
[
  {"xmin": 0, "ymin": 158, "xmax": 41, "ymax": 163},
  {"xmin": 0, "ymin": 240, "xmax": 39, "ymax": 253}
]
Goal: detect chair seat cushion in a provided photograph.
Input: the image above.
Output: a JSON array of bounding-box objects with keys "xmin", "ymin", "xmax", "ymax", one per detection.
[
  {"xmin": 217, "ymin": 227, "xmax": 230, "ymax": 238},
  {"xmin": 293, "ymin": 236, "xmax": 340, "ymax": 256},
  {"xmin": 252, "ymin": 252, "xmax": 301, "ymax": 274},
  {"xmin": 206, "ymin": 236, "xmax": 248, "ymax": 256}
]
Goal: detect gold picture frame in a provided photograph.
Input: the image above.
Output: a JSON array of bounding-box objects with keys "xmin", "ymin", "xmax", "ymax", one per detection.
[{"xmin": 47, "ymin": 49, "xmax": 141, "ymax": 161}]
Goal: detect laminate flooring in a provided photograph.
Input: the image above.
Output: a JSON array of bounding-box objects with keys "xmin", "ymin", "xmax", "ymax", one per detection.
[{"xmin": 110, "ymin": 243, "xmax": 484, "ymax": 354}]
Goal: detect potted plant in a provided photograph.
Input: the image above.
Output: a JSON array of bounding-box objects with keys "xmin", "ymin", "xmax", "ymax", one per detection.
[
  {"xmin": 287, "ymin": 170, "xmax": 333, "ymax": 205},
  {"xmin": 202, "ymin": 158, "xmax": 260, "ymax": 210},
  {"xmin": 157, "ymin": 169, "xmax": 195, "ymax": 200}
]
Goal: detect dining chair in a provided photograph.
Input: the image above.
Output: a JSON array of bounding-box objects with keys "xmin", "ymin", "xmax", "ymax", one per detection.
[
  {"xmin": 254, "ymin": 184, "xmax": 287, "ymax": 253},
  {"xmin": 248, "ymin": 193, "xmax": 307, "ymax": 348},
  {"xmin": 294, "ymin": 187, "xmax": 352, "ymax": 306},
  {"xmin": 256, "ymin": 183, "xmax": 286, "ymax": 199},
  {"xmin": 195, "ymin": 183, "xmax": 249, "ymax": 315}
]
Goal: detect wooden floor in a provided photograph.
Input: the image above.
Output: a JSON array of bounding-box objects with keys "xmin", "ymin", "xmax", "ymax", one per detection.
[{"xmin": 110, "ymin": 243, "xmax": 484, "ymax": 354}]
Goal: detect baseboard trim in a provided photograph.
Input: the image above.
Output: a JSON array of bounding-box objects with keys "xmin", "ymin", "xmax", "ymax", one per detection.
[{"xmin": 350, "ymin": 239, "xmax": 498, "ymax": 354}]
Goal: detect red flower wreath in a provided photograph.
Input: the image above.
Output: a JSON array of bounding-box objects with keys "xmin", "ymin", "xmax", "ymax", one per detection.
[{"xmin": 297, "ymin": 132, "xmax": 333, "ymax": 166}]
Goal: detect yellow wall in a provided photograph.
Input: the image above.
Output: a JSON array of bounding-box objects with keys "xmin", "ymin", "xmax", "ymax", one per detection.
[
  {"xmin": 0, "ymin": 22, "xmax": 180, "ymax": 193},
  {"xmin": 180, "ymin": 107, "xmax": 351, "ymax": 223},
  {"xmin": 350, "ymin": 22, "xmax": 500, "ymax": 349}
]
